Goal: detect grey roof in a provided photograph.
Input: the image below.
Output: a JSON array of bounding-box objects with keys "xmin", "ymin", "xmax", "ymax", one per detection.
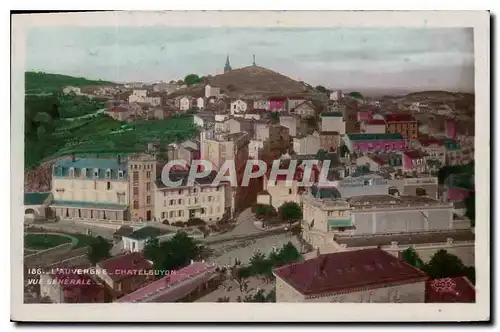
[{"xmin": 123, "ymin": 226, "xmax": 171, "ymax": 241}]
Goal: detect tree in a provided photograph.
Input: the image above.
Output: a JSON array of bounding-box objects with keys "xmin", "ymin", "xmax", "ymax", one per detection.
[
  {"xmin": 423, "ymin": 249, "xmax": 466, "ymax": 279},
  {"xmin": 339, "ymin": 145, "xmax": 350, "ymax": 158},
  {"xmin": 183, "ymin": 74, "xmax": 201, "ymax": 86},
  {"xmin": 315, "ymin": 85, "xmax": 329, "ymax": 94},
  {"xmin": 316, "ymin": 148, "xmax": 328, "ymax": 161},
  {"xmin": 87, "ymin": 236, "xmax": 112, "ymax": 264},
  {"xmin": 464, "ymin": 192, "xmax": 475, "ymax": 227},
  {"xmin": 278, "ymin": 202, "xmax": 302, "ymax": 223},
  {"xmin": 275, "ymin": 241, "xmax": 301, "ymax": 266},
  {"xmin": 269, "ymin": 111, "xmax": 280, "ymax": 123},
  {"xmin": 253, "ymin": 204, "xmax": 277, "ymax": 219},
  {"xmin": 401, "ymin": 247, "xmax": 424, "ymax": 268},
  {"xmin": 145, "ymin": 232, "xmax": 202, "ymax": 277},
  {"xmin": 348, "ymin": 91, "xmax": 363, "ymax": 99}
]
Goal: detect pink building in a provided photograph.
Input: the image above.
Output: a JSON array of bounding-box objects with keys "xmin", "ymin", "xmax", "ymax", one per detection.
[
  {"xmin": 115, "ymin": 262, "xmax": 220, "ymax": 303},
  {"xmin": 402, "ymin": 150, "xmax": 429, "ymax": 175},
  {"xmin": 445, "ymin": 119, "xmax": 457, "ymax": 140},
  {"xmin": 269, "ymin": 97, "xmax": 286, "ymax": 111},
  {"xmin": 344, "ymin": 133, "xmax": 407, "ymax": 154},
  {"xmin": 357, "ymin": 110, "xmax": 373, "ymax": 122}
]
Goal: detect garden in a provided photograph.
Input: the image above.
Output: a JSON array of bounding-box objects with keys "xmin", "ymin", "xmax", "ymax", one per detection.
[{"xmin": 24, "ymin": 233, "xmax": 74, "ymax": 250}]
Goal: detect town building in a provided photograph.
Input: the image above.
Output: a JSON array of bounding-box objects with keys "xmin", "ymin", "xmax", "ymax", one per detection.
[
  {"xmin": 412, "ymin": 137, "xmax": 446, "ymax": 170},
  {"xmin": 121, "ymin": 226, "xmax": 175, "ymax": 252},
  {"xmin": 95, "ymin": 252, "xmax": 154, "ymax": 300},
  {"xmin": 441, "ymin": 139, "xmax": 463, "ymax": 166},
  {"xmin": 293, "ymin": 133, "xmax": 321, "ymax": 156},
  {"xmin": 319, "ymin": 131, "xmax": 340, "ymax": 152},
  {"xmin": 106, "ymin": 105, "xmax": 132, "ymax": 121},
  {"xmin": 154, "ymin": 171, "xmax": 229, "ymax": 223},
  {"xmin": 51, "ymin": 156, "xmax": 130, "ymax": 222},
  {"xmin": 291, "ymin": 101, "xmax": 315, "ymax": 118},
  {"xmin": 193, "ymin": 112, "xmax": 215, "ymax": 129},
  {"xmin": 269, "ymin": 97, "xmax": 287, "ymax": 112},
  {"xmin": 230, "ymin": 99, "xmax": 248, "ymax": 115},
  {"xmin": 175, "ymin": 96, "xmax": 193, "ymax": 111},
  {"xmin": 384, "ymin": 113, "xmax": 419, "ymax": 140},
  {"xmin": 249, "ymin": 140, "xmax": 264, "ymax": 159},
  {"xmin": 357, "ymin": 110, "xmax": 373, "ymax": 122},
  {"xmin": 355, "ymin": 153, "xmax": 403, "ymax": 174},
  {"xmin": 205, "ymin": 84, "xmax": 221, "ymax": 98},
  {"xmin": 320, "ymin": 112, "xmax": 345, "ymax": 134},
  {"xmin": 39, "ymin": 270, "xmax": 107, "ymax": 303},
  {"xmin": 401, "ymin": 150, "xmax": 429, "ymax": 175},
  {"xmin": 279, "ymin": 114, "xmax": 298, "ymax": 137},
  {"xmin": 24, "ymin": 192, "xmax": 52, "ymax": 221},
  {"xmin": 274, "ymin": 248, "xmax": 428, "ymax": 302},
  {"xmin": 343, "ymin": 133, "xmax": 406, "ymax": 154},
  {"xmin": 362, "ymin": 119, "xmax": 386, "ymax": 134},
  {"xmin": 128, "ymin": 153, "xmax": 159, "ymax": 222},
  {"xmin": 253, "ymin": 99, "xmax": 271, "ymax": 111},
  {"xmin": 329, "ymin": 90, "xmax": 343, "ymax": 101},
  {"xmin": 115, "ymin": 262, "xmax": 221, "ymax": 303},
  {"xmin": 62, "ymin": 86, "xmax": 83, "ymax": 95},
  {"xmin": 128, "ymin": 89, "xmax": 162, "ymax": 106}
]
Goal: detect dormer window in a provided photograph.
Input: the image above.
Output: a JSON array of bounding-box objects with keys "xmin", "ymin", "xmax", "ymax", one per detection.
[
  {"xmin": 105, "ymin": 169, "xmax": 111, "ymax": 179},
  {"xmin": 117, "ymin": 170, "xmax": 124, "ymax": 180},
  {"xmin": 69, "ymin": 168, "xmax": 75, "ymax": 178},
  {"xmin": 81, "ymin": 168, "xmax": 87, "ymax": 178},
  {"xmin": 93, "ymin": 168, "xmax": 99, "ymax": 178}
]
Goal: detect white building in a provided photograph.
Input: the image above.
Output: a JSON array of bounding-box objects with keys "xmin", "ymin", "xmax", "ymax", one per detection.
[
  {"xmin": 230, "ymin": 99, "xmax": 248, "ymax": 115},
  {"xmin": 121, "ymin": 226, "xmax": 176, "ymax": 252},
  {"xmin": 253, "ymin": 99, "xmax": 270, "ymax": 110},
  {"xmin": 249, "ymin": 140, "xmax": 264, "ymax": 159},
  {"xmin": 62, "ymin": 86, "xmax": 82, "ymax": 95},
  {"xmin": 329, "ymin": 90, "xmax": 343, "ymax": 101},
  {"xmin": 196, "ymin": 97, "xmax": 205, "ymax": 109},
  {"xmin": 204, "ymin": 84, "xmax": 221, "ymax": 98},
  {"xmin": 176, "ymin": 96, "xmax": 192, "ymax": 111},
  {"xmin": 280, "ymin": 114, "xmax": 298, "ymax": 137},
  {"xmin": 293, "ymin": 133, "xmax": 321, "ymax": 155},
  {"xmin": 321, "ymin": 112, "xmax": 345, "ymax": 134}
]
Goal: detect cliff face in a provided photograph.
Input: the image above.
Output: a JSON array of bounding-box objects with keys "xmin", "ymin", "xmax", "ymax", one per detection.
[{"xmin": 24, "ymin": 161, "xmax": 55, "ymax": 193}]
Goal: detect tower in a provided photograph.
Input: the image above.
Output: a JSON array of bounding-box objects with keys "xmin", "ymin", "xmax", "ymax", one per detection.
[
  {"xmin": 253, "ymin": 54, "xmax": 256, "ymax": 66},
  {"xmin": 224, "ymin": 55, "xmax": 232, "ymax": 73}
]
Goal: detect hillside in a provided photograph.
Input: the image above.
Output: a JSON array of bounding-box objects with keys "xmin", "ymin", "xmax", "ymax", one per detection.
[
  {"xmin": 25, "ymin": 71, "xmax": 114, "ymax": 93},
  {"xmin": 170, "ymin": 65, "xmax": 314, "ymax": 98}
]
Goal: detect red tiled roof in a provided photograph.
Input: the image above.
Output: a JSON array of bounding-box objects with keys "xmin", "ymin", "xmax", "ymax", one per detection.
[
  {"xmin": 50, "ymin": 271, "xmax": 105, "ymax": 303},
  {"xmin": 98, "ymin": 252, "xmax": 153, "ymax": 282},
  {"xmin": 370, "ymin": 155, "xmax": 388, "ymax": 165},
  {"xmin": 366, "ymin": 119, "xmax": 386, "ymax": 125},
  {"xmin": 115, "ymin": 262, "xmax": 216, "ymax": 303},
  {"xmin": 403, "ymin": 149, "xmax": 428, "ymax": 159},
  {"xmin": 269, "ymin": 96, "xmax": 287, "ymax": 102},
  {"xmin": 426, "ymin": 277, "xmax": 475, "ymax": 303},
  {"xmin": 274, "ymin": 248, "xmax": 428, "ymax": 296},
  {"xmin": 417, "ymin": 137, "xmax": 444, "ymax": 147},
  {"xmin": 385, "ymin": 113, "xmax": 416, "ymax": 123}
]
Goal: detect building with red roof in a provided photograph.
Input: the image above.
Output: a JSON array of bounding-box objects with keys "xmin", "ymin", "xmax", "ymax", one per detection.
[
  {"xmin": 384, "ymin": 113, "xmax": 419, "ymax": 140},
  {"xmin": 95, "ymin": 252, "xmax": 154, "ymax": 299},
  {"xmin": 274, "ymin": 248, "xmax": 428, "ymax": 302},
  {"xmin": 105, "ymin": 105, "xmax": 132, "ymax": 121},
  {"xmin": 426, "ymin": 277, "xmax": 475, "ymax": 303},
  {"xmin": 115, "ymin": 262, "xmax": 220, "ymax": 303},
  {"xmin": 402, "ymin": 149, "xmax": 429, "ymax": 175},
  {"xmin": 39, "ymin": 269, "xmax": 109, "ymax": 303},
  {"xmin": 362, "ymin": 119, "xmax": 387, "ymax": 134}
]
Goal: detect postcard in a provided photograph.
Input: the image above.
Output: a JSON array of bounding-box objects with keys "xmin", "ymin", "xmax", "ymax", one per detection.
[{"xmin": 11, "ymin": 10, "xmax": 490, "ymax": 322}]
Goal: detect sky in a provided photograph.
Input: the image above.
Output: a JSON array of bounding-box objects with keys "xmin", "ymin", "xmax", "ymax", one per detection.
[{"xmin": 26, "ymin": 27, "xmax": 474, "ymax": 93}]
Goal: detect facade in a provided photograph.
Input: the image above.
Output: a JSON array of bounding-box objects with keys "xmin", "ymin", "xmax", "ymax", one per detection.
[
  {"xmin": 253, "ymin": 99, "xmax": 271, "ymax": 110},
  {"xmin": 441, "ymin": 139, "xmax": 463, "ymax": 166},
  {"xmin": 402, "ymin": 150, "xmax": 429, "ymax": 175},
  {"xmin": 343, "ymin": 133, "xmax": 406, "ymax": 154},
  {"xmin": 384, "ymin": 113, "xmax": 419, "ymax": 140},
  {"xmin": 362, "ymin": 119, "xmax": 386, "ymax": 134},
  {"xmin": 95, "ymin": 252, "xmax": 154, "ymax": 300},
  {"xmin": 355, "ymin": 154, "xmax": 403, "ymax": 173},
  {"xmin": 128, "ymin": 153, "xmax": 158, "ymax": 222},
  {"xmin": 204, "ymin": 84, "xmax": 221, "ymax": 98},
  {"xmin": 227, "ymin": 118, "xmax": 255, "ymax": 139},
  {"xmin": 106, "ymin": 106, "xmax": 132, "ymax": 121},
  {"xmin": 357, "ymin": 110, "xmax": 373, "ymax": 122},
  {"xmin": 279, "ymin": 114, "xmax": 298, "ymax": 137},
  {"xmin": 230, "ymin": 99, "xmax": 248, "ymax": 115},
  {"xmin": 24, "ymin": 192, "xmax": 52, "ymax": 221},
  {"xmin": 321, "ymin": 112, "xmax": 345, "ymax": 134},
  {"xmin": 40, "ymin": 271, "xmax": 106, "ymax": 303},
  {"xmin": 319, "ymin": 131, "xmax": 340, "ymax": 152},
  {"xmin": 413, "ymin": 137, "xmax": 446, "ymax": 170},
  {"xmin": 329, "ymin": 90, "xmax": 343, "ymax": 101},
  {"xmin": 115, "ymin": 262, "xmax": 220, "ymax": 303},
  {"xmin": 121, "ymin": 226, "xmax": 175, "ymax": 252},
  {"xmin": 269, "ymin": 97, "xmax": 286, "ymax": 112},
  {"xmin": 292, "ymin": 101, "xmax": 315, "ymax": 118},
  {"xmin": 293, "ymin": 133, "xmax": 321, "ymax": 156},
  {"xmin": 51, "ymin": 156, "xmax": 129, "ymax": 222},
  {"xmin": 154, "ymin": 171, "xmax": 229, "ymax": 223},
  {"xmin": 263, "ymin": 172, "xmax": 301, "ymax": 210},
  {"xmin": 274, "ymin": 248, "xmax": 427, "ymax": 302},
  {"xmin": 196, "ymin": 97, "xmax": 205, "ymax": 109},
  {"xmin": 176, "ymin": 96, "xmax": 192, "ymax": 111}
]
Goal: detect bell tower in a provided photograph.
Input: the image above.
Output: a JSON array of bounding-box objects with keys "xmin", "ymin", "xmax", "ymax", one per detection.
[{"xmin": 224, "ymin": 55, "xmax": 232, "ymax": 73}]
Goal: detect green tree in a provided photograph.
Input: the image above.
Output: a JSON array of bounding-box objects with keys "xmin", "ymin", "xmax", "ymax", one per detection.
[
  {"xmin": 348, "ymin": 91, "xmax": 363, "ymax": 99},
  {"xmin": 339, "ymin": 145, "xmax": 350, "ymax": 158},
  {"xmin": 315, "ymin": 85, "xmax": 329, "ymax": 94},
  {"xmin": 253, "ymin": 204, "xmax": 277, "ymax": 219},
  {"xmin": 401, "ymin": 247, "xmax": 424, "ymax": 268},
  {"xmin": 183, "ymin": 74, "xmax": 202, "ymax": 86},
  {"xmin": 269, "ymin": 111, "xmax": 280, "ymax": 123},
  {"xmin": 315, "ymin": 148, "xmax": 328, "ymax": 161},
  {"xmin": 275, "ymin": 241, "xmax": 301, "ymax": 266},
  {"xmin": 464, "ymin": 192, "xmax": 475, "ymax": 227},
  {"xmin": 423, "ymin": 249, "xmax": 466, "ymax": 279},
  {"xmin": 278, "ymin": 202, "xmax": 302, "ymax": 223},
  {"xmin": 87, "ymin": 236, "xmax": 112, "ymax": 264}
]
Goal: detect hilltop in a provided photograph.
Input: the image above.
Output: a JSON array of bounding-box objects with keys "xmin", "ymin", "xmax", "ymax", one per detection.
[
  {"xmin": 25, "ymin": 71, "xmax": 114, "ymax": 93},
  {"xmin": 170, "ymin": 65, "xmax": 315, "ymax": 98}
]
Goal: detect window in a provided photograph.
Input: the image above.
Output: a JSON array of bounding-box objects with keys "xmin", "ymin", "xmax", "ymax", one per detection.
[
  {"xmin": 178, "ymin": 199, "xmax": 182, "ymax": 204},
  {"xmin": 107, "ymin": 182, "xmax": 111, "ymax": 190},
  {"xmin": 169, "ymin": 211, "xmax": 174, "ymax": 218},
  {"xmin": 163, "ymin": 191, "xmax": 166, "ymax": 197},
  {"xmin": 105, "ymin": 169, "xmax": 111, "ymax": 179},
  {"xmin": 133, "ymin": 201, "xmax": 139, "ymax": 209},
  {"xmin": 208, "ymin": 196, "xmax": 212, "ymax": 202},
  {"xmin": 117, "ymin": 283, "xmax": 122, "ymax": 292},
  {"xmin": 193, "ymin": 188, "xmax": 197, "ymax": 193},
  {"xmin": 93, "ymin": 169, "xmax": 99, "ymax": 178},
  {"xmin": 146, "ymin": 183, "xmax": 151, "ymax": 191},
  {"xmin": 288, "ymin": 189, "xmax": 292, "ymax": 195},
  {"xmin": 133, "ymin": 187, "xmax": 139, "ymax": 195},
  {"xmin": 216, "ymin": 186, "xmax": 220, "ymax": 191},
  {"xmin": 178, "ymin": 189, "xmax": 182, "ymax": 195},
  {"xmin": 134, "ymin": 165, "xmax": 137, "ymax": 170},
  {"xmin": 133, "ymin": 172, "xmax": 139, "ymax": 182},
  {"xmin": 117, "ymin": 170, "xmax": 124, "ymax": 180},
  {"xmin": 147, "ymin": 196, "xmax": 151, "ymax": 204},
  {"xmin": 162, "ymin": 212, "xmax": 166, "ymax": 219},
  {"xmin": 81, "ymin": 168, "xmax": 87, "ymax": 178},
  {"xmin": 170, "ymin": 199, "xmax": 175, "ymax": 205},
  {"xmin": 69, "ymin": 168, "xmax": 75, "ymax": 178},
  {"xmin": 147, "ymin": 171, "xmax": 151, "ymax": 179}
]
